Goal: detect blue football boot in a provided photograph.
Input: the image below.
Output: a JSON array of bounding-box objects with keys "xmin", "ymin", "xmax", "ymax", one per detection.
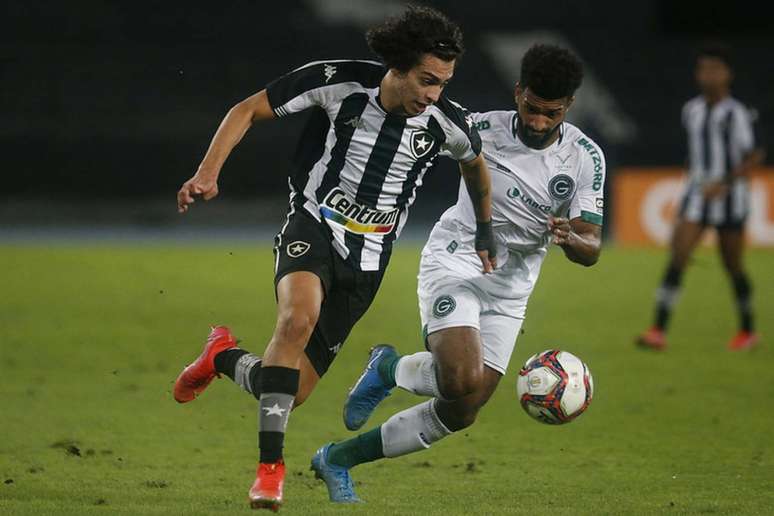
[
  {"xmin": 343, "ymin": 344, "xmax": 397, "ymax": 431},
  {"xmin": 310, "ymin": 443, "xmax": 361, "ymax": 503}
]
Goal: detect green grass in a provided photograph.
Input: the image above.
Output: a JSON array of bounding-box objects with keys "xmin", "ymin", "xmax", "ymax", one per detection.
[{"xmin": 1, "ymin": 243, "xmax": 773, "ymax": 515}]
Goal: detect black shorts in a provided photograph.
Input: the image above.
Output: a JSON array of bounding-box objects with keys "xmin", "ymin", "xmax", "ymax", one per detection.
[
  {"xmin": 678, "ymin": 182, "xmax": 748, "ymax": 231},
  {"xmin": 273, "ymin": 206, "xmax": 386, "ymax": 377}
]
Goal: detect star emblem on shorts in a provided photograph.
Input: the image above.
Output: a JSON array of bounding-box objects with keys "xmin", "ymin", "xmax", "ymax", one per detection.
[{"xmin": 262, "ymin": 403, "xmax": 287, "ymax": 417}]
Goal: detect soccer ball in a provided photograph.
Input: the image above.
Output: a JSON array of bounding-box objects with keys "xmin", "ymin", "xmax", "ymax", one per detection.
[{"xmin": 516, "ymin": 349, "xmax": 593, "ymax": 425}]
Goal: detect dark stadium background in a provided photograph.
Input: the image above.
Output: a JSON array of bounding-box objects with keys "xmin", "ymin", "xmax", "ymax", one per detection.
[{"xmin": 2, "ymin": 0, "xmax": 771, "ymax": 235}]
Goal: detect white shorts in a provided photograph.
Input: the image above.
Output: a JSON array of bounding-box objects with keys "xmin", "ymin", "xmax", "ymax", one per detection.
[{"xmin": 417, "ymin": 254, "xmax": 526, "ymax": 375}]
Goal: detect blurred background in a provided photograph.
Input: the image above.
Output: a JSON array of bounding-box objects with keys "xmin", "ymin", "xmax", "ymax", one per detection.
[{"xmin": 2, "ymin": 0, "xmax": 772, "ymax": 243}]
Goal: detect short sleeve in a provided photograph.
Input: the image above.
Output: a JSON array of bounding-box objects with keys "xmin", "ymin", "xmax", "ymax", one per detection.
[
  {"xmin": 732, "ymin": 104, "xmax": 756, "ymax": 154},
  {"xmin": 569, "ymin": 137, "xmax": 606, "ymax": 225},
  {"xmin": 266, "ymin": 60, "xmax": 383, "ymax": 117},
  {"xmin": 436, "ymin": 99, "xmax": 482, "ymax": 162}
]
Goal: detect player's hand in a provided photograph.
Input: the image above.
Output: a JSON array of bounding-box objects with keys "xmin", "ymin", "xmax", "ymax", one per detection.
[
  {"xmin": 702, "ymin": 181, "xmax": 729, "ymax": 200},
  {"xmin": 177, "ymin": 172, "xmax": 219, "ymax": 213},
  {"xmin": 474, "ymin": 220, "xmax": 497, "ymax": 273},
  {"xmin": 548, "ymin": 216, "xmax": 573, "ymax": 246}
]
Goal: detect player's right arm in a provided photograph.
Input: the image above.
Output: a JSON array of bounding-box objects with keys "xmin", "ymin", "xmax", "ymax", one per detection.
[
  {"xmin": 178, "ymin": 60, "xmax": 381, "ymax": 213},
  {"xmin": 177, "ymin": 91, "xmax": 275, "ymax": 213}
]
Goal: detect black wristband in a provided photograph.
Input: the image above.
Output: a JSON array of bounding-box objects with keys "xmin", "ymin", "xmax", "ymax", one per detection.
[{"xmin": 474, "ymin": 220, "xmax": 495, "ymax": 256}]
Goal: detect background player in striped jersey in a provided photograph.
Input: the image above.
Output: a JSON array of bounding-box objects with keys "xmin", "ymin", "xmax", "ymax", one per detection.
[
  {"xmin": 172, "ymin": 6, "xmax": 496, "ymax": 510},
  {"xmin": 638, "ymin": 46, "xmax": 765, "ymax": 351},
  {"xmin": 309, "ymin": 44, "xmax": 604, "ymax": 503}
]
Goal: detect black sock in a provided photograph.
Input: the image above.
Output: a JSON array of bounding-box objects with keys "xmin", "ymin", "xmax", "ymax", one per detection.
[
  {"xmin": 258, "ymin": 366, "xmax": 299, "ymax": 463},
  {"xmin": 214, "ymin": 348, "xmax": 248, "ymax": 379},
  {"xmin": 213, "ymin": 349, "xmax": 263, "ymax": 400},
  {"xmin": 654, "ymin": 265, "xmax": 683, "ymax": 330},
  {"xmin": 732, "ymin": 272, "xmax": 753, "ymax": 332}
]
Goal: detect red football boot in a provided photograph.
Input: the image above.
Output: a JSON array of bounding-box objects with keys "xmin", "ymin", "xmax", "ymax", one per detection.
[
  {"xmin": 248, "ymin": 461, "xmax": 285, "ymax": 511},
  {"xmin": 173, "ymin": 326, "xmax": 238, "ymax": 403},
  {"xmin": 636, "ymin": 326, "xmax": 667, "ymax": 351},
  {"xmin": 728, "ymin": 331, "xmax": 759, "ymax": 351}
]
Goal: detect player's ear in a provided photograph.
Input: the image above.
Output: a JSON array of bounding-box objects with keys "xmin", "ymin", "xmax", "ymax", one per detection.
[
  {"xmin": 514, "ymin": 82, "xmax": 522, "ymax": 102},
  {"xmin": 566, "ymin": 96, "xmax": 575, "ymax": 111}
]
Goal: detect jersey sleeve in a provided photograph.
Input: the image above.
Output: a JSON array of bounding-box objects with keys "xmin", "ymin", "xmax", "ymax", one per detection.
[
  {"xmin": 265, "ymin": 60, "xmax": 382, "ymax": 117},
  {"xmin": 732, "ymin": 104, "xmax": 756, "ymax": 154},
  {"xmin": 437, "ymin": 99, "xmax": 482, "ymax": 162},
  {"xmin": 569, "ymin": 137, "xmax": 606, "ymax": 225},
  {"xmin": 438, "ymin": 112, "xmax": 485, "ymax": 159},
  {"xmin": 680, "ymin": 102, "xmax": 691, "ymax": 129}
]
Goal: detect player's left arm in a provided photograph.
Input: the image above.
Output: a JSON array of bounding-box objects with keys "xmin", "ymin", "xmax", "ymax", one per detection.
[
  {"xmin": 731, "ymin": 148, "xmax": 765, "ymax": 179},
  {"xmin": 556, "ymin": 135, "xmax": 606, "ymax": 266},
  {"xmin": 444, "ymin": 107, "xmax": 496, "ymax": 272},
  {"xmin": 730, "ymin": 105, "xmax": 766, "ymax": 180},
  {"xmin": 548, "ymin": 216, "xmax": 601, "ymax": 267},
  {"xmin": 460, "ymin": 154, "xmax": 497, "ymax": 273}
]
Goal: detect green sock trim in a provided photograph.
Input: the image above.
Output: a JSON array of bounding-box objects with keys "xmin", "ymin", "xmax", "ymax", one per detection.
[
  {"xmin": 328, "ymin": 427, "xmax": 384, "ymax": 469},
  {"xmin": 377, "ymin": 354, "xmax": 399, "ymax": 388}
]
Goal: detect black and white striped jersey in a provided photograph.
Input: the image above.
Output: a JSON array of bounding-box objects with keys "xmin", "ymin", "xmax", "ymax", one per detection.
[
  {"xmin": 266, "ymin": 59, "xmax": 481, "ymax": 271},
  {"xmin": 680, "ymin": 95, "xmax": 757, "ymax": 226},
  {"xmin": 682, "ymin": 95, "xmax": 755, "ymax": 184}
]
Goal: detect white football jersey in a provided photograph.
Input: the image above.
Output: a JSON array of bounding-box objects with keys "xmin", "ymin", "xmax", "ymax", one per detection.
[{"xmin": 423, "ymin": 110, "xmax": 606, "ymax": 300}]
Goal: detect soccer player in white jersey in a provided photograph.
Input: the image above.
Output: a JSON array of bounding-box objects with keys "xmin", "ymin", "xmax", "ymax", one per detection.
[
  {"xmin": 310, "ymin": 44, "xmax": 604, "ymax": 503},
  {"xmin": 171, "ymin": 6, "xmax": 496, "ymax": 511},
  {"xmin": 637, "ymin": 46, "xmax": 764, "ymax": 352}
]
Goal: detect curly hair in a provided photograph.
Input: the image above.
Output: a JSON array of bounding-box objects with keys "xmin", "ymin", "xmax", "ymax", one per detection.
[
  {"xmin": 698, "ymin": 44, "xmax": 733, "ymax": 68},
  {"xmin": 520, "ymin": 44, "xmax": 584, "ymax": 100},
  {"xmin": 366, "ymin": 5, "xmax": 464, "ymax": 72}
]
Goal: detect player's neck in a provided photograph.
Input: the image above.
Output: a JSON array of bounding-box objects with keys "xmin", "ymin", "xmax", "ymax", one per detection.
[
  {"xmin": 379, "ymin": 72, "xmax": 404, "ymax": 114},
  {"xmin": 703, "ymin": 89, "xmax": 729, "ymax": 106}
]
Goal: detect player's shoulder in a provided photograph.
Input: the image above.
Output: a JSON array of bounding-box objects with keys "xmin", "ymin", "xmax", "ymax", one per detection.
[
  {"xmin": 563, "ymin": 123, "xmax": 605, "ymax": 161},
  {"xmin": 287, "ymin": 59, "xmax": 385, "ymax": 88},
  {"xmin": 723, "ymin": 96, "xmax": 754, "ymax": 117},
  {"xmin": 683, "ymin": 95, "xmax": 705, "ymax": 111},
  {"xmin": 467, "ymin": 110, "xmax": 515, "ymax": 133},
  {"xmin": 431, "ymin": 96, "xmax": 478, "ymax": 134}
]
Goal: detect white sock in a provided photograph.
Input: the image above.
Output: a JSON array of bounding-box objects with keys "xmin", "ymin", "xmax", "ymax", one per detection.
[
  {"xmin": 394, "ymin": 351, "xmax": 442, "ymax": 398},
  {"xmin": 380, "ymin": 399, "xmax": 453, "ymax": 458}
]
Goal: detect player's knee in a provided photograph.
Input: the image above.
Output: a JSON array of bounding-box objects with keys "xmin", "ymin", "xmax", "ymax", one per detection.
[
  {"xmin": 274, "ymin": 308, "xmax": 318, "ymax": 346},
  {"xmin": 438, "ymin": 366, "xmax": 483, "ymax": 400}
]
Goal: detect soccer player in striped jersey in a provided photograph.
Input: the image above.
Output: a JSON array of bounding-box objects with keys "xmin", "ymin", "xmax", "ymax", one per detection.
[
  {"xmin": 172, "ymin": 6, "xmax": 495, "ymax": 510},
  {"xmin": 638, "ymin": 46, "xmax": 765, "ymax": 351},
  {"xmin": 311, "ymin": 44, "xmax": 605, "ymax": 503}
]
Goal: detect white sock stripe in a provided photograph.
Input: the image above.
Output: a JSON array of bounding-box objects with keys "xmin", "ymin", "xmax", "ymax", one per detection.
[
  {"xmin": 234, "ymin": 354, "xmax": 261, "ymax": 394},
  {"xmin": 656, "ymin": 286, "xmax": 680, "ymax": 307},
  {"xmin": 258, "ymin": 393, "xmax": 294, "ymax": 433}
]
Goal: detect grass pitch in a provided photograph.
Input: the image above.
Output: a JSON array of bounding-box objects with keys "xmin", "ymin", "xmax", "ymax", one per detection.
[{"xmin": 1, "ymin": 242, "xmax": 773, "ymax": 515}]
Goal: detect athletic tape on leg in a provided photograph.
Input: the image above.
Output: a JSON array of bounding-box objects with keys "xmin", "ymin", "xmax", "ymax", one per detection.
[
  {"xmin": 394, "ymin": 351, "xmax": 442, "ymax": 398},
  {"xmin": 381, "ymin": 399, "xmax": 452, "ymax": 458}
]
